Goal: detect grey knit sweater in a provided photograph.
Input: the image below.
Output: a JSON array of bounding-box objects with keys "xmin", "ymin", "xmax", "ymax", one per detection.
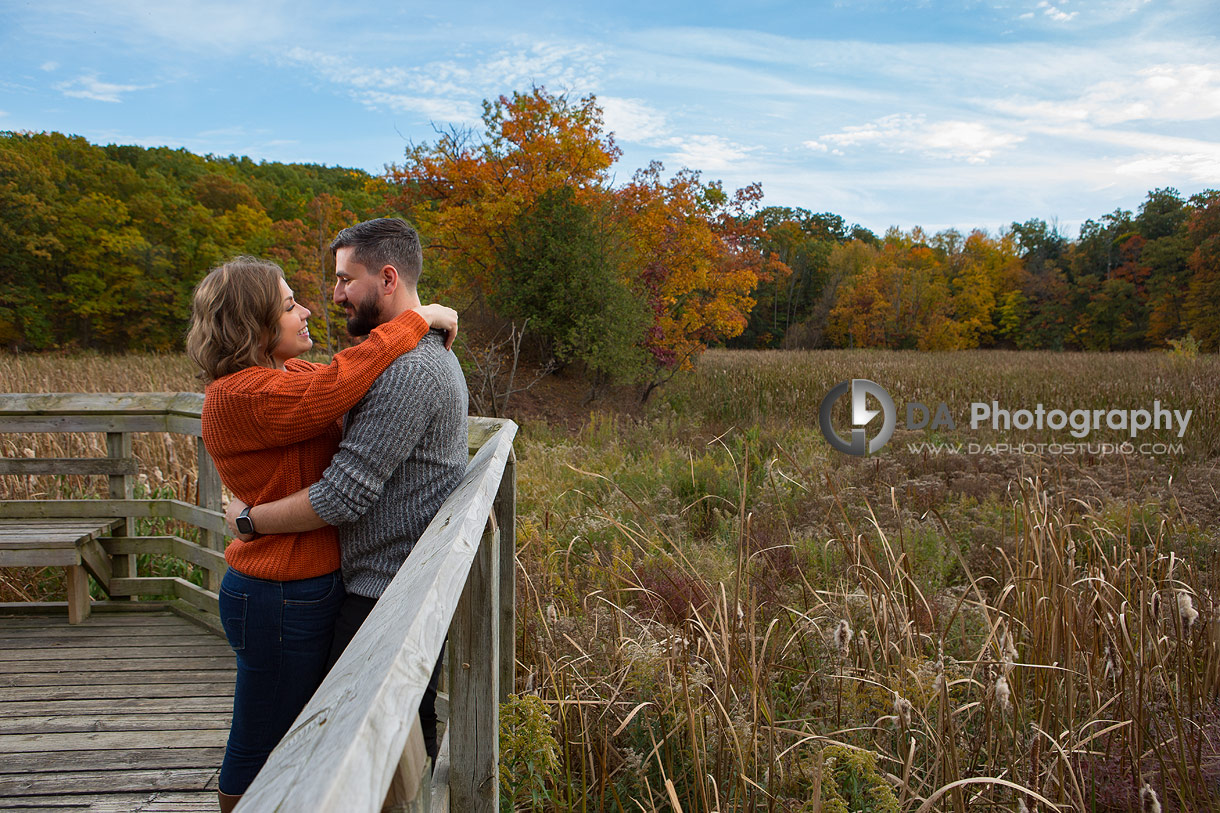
[{"xmin": 308, "ymin": 330, "xmax": 468, "ymax": 598}]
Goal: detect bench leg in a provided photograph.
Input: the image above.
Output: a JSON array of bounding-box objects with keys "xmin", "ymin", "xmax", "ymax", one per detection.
[{"xmin": 66, "ymin": 565, "xmax": 91, "ymax": 624}]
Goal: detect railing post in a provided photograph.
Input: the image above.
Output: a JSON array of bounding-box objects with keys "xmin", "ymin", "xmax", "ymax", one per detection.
[
  {"xmin": 495, "ymin": 449, "xmax": 516, "ymax": 702},
  {"xmin": 106, "ymin": 432, "xmax": 135, "ymax": 595},
  {"xmin": 195, "ymin": 437, "xmax": 225, "ymax": 592},
  {"xmin": 448, "ymin": 516, "xmax": 500, "ymax": 813}
]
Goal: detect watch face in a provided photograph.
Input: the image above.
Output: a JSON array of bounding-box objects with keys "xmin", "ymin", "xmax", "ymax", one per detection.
[{"xmin": 236, "ymin": 516, "xmax": 254, "ymax": 535}]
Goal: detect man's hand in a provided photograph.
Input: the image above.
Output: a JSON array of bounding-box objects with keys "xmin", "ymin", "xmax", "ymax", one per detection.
[
  {"xmin": 411, "ymin": 303, "xmax": 459, "ymax": 350},
  {"xmin": 225, "ymin": 496, "xmax": 256, "ymax": 542}
]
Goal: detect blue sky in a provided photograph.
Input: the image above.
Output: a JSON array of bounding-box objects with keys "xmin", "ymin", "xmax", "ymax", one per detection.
[{"xmin": 2, "ymin": 0, "xmax": 1218, "ymax": 235}]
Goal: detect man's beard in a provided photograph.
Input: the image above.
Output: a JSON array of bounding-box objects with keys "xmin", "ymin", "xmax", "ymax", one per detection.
[
  {"xmin": 344, "ymin": 289, "xmax": 380, "ymax": 336},
  {"xmin": 345, "ymin": 292, "xmax": 382, "ymax": 337}
]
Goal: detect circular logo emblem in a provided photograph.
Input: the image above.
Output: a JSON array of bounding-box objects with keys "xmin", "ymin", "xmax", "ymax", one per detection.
[{"xmin": 819, "ymin": 379, "xmax": 897, "ymax": 455}]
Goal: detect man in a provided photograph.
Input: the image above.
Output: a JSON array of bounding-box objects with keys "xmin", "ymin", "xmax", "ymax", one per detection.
[{"xmin": 226, "ymin": 217, "xmax": 468, "ymax": 761}]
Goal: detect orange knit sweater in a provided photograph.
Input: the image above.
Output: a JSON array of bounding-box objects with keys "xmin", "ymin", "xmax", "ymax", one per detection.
[{"xmin": 201, "ymin": 309, "xmax": 430, "ymax": 581}]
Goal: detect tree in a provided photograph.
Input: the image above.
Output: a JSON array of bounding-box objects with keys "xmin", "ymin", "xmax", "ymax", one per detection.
[
  {"xmin": 493, "ymin": 186, "xmax": 648, "ymax": 386},
  {"xmin": 387, "ymin": 87, "xmax": 621, "ymax": 304},
  {"xmin": 1183, "ymin": 192, "xmax": 1220, "ymax": 350}
]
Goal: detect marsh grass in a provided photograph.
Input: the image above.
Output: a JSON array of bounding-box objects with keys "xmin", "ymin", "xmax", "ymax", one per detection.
[{"xmin": 3, "ymin": 350, "xmax": 1219, "ymax": 810}]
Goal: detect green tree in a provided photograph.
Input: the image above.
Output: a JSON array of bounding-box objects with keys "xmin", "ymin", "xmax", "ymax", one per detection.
[{"xmin": 492, "ymin": 186, "xmax": 648, "ymax": 386}]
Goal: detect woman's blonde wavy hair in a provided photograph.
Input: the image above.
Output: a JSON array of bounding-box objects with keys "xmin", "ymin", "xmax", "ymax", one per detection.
[{"xmin": 186, "ymin": 256, "xmax": 285, "ymax": 383}]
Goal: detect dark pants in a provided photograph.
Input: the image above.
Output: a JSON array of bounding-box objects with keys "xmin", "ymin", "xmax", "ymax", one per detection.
[
  {"xmin": 218, "ymin": 568, "xmax": 345, "ymax": 795},
  {"xmin": 326, "ymin": 593, "xmax": 446, "ymax": 761}
]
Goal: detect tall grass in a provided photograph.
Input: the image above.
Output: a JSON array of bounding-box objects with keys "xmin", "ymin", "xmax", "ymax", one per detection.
[{"xmin": 3, "ymin": 350, "xmax": 1218, "ymax": 810}]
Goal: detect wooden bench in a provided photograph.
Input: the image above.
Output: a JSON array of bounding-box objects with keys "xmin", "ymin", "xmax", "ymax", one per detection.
[{"xmin": 0, "ymin": 517, "xmax": 124, "ymax": 623}]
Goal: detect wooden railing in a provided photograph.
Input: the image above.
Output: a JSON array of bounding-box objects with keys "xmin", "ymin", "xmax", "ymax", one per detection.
[
  {"xmin": 0, "ymin": 393, "xmax": 518, "ymax": 811},
  {"xmin": 0, "ymin": 393, "xmax": 228, "ymax": 626}
]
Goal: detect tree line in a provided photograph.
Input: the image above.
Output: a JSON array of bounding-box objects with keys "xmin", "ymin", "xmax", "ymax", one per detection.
[{"xmin": 2, "ymin": 89, "xmax": 1218, "ymax": 383}]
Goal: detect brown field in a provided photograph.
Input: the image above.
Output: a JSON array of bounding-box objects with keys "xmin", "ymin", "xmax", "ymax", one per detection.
[{"xmin": 3, "ymin": 349, "xmax": 1219, "ymax": 811}]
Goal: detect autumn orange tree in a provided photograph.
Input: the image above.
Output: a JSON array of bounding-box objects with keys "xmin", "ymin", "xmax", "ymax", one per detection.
[{"xmin": 386, "ymin": 87, "xmax": 778, "ymax": 392}]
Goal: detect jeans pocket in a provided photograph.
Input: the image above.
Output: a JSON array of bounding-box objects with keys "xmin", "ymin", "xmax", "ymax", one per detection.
[
  {"xmin": 219, "ymin": 585, "xmax": 248, "ymax": 651},
  {"xmin": 283, "ymin": 572, "xmax": 341, "ymax": 607}
]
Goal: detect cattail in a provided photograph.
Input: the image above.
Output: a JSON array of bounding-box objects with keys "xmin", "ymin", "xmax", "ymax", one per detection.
[
  {"xmin": 1103, "ymin": 643, "xmax": 1121, "ymax": 683},
  {"xmin": 1150, "ymin": 589, "xmax": 1161, "ymax": 622},
  {"xmin": 833, "ymin": 619, "xmax": 853, "ymax": 658},
  {"xmin": 893, "ymin": 695, "xmax": 912, "ymax": 729},
  {"xmin": 1002, "ymin": 630, "xmax": 1018, "ymax": 676},
  {"xmin": 994, "ymin": 675, "xmax": 1011, "ymax": 713},
  {"xmin": 1141, "ymin": 783, "xmax": 1161, "ymax": 813},
  {"xmin": 1178, "ymin": 590, "xmax": 1199, "ymax": 634}
]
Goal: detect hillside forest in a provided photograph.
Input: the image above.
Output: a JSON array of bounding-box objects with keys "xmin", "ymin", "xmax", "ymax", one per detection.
[{"xmin": 2, "ymin": 88, "xmax": 1218, "ymax": 387}]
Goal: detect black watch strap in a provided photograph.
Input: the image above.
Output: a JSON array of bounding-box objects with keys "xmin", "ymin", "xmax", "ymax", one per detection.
[{"xmin": 236, "ymin": 505, "xmax": 256, "ymax": 536}]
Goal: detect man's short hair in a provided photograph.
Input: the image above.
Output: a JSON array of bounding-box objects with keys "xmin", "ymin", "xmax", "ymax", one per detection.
[{"xmin": 330, "ymin": 218, "xmax": 423, "ymax": 287}]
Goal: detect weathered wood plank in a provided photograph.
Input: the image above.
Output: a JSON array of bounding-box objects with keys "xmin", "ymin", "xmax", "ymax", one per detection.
[
  {"xmin": 0, "ymin": 392, "xmax": 204, "ymax": 416},
  {"xmin": 0, "ymin": 697, "xmax": 232, "ymax": 717},
  {"xmin": 102, "ymin": 536, "xmax": 227, "ymax": 574},
  {"xmin": 107, "ymin": 431, "xmax": 137, "ymax": 596},
  {"xmin": 0, "ymin": 767, "xmax": 220, "ymax": 794},
  {"xmin": 0, "ymin": 712, "xmax": 231, "ymax": 734},
  {"xmin": 0, "ymin": 792, "xmax": 220, "ymax": 812},
  {"xmin": 0, "ymin": 670, "xmax": 235, "ymax": 688},
  {"xmin": 109, "ymin": 577, "xmax": 220, "ymax": 616},
  {"xmin": 0, "ymin": 656, "xmax": 235, "ymax": 674},
  {"xmin": 430, "ymin": 728, "xmax": 450, "ymax": 813},
  {"xmin": 65, "ymin": 565, "xmax": 90, "ymax": 624},
  {"xmin": 0, "ymin": 609, "xmax": 186, "ymax": 626},
  {"xmin": 0, "ymin": 549, "xmax": 78, "ymax": 566},
  {"xmin": 495, "ymin": 450, "xmax": 516, "ymax": 701},
  {"xmin": 0, "ymin": 729, "xmax": 228, "ymax": 754},
  {"xmin": 0, "ymin": 458, "xmax": 138, "ymax": 476},
  {"xmin": 0, "ymin": 500, "xmax": 226, "ymax": 535},
  {"xmin": 238, "ymin": 420, "xmax": 517, "ymax": 813},
  {"xmin": 0, "ymin": 792, "xmax": 219, "ymax": 812},
  {"xmin": 0, "ymin": 747, "xmax": 228, "ymax": 774},
  {"xmin": 0, "ymin": 632, "xmax": 221, "ymax": 648},
  {"xmin": 79, "ymin": 536, "xmax": 111, "ymax": 592},
  {"xmin": 195, "ymin": 437, "xmax": 225, "ymax": 593},
  {"xmin": 0, "ymin": 642, "xmax": 231, "ymax": 661},
  {"xmin": 0, "ymin": 682, "xmax": 234, "ymax": 701},
  {"xmin": 449, "ymin": 523, "xmax": 500, "ymax": 813}
]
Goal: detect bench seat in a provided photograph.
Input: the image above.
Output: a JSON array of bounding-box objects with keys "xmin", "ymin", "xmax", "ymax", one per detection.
[{"xmin": 0, "ymin": 517, "xmax": 123, "ymax": 623}]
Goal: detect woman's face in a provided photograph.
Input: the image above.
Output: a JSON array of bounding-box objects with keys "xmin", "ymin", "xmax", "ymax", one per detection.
[{"xmin": 269, "ymin": 278, "xmax": 312, "ymax": 368}]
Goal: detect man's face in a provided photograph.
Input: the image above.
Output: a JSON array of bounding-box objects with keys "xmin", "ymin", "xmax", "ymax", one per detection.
[{"xmin": 333, "ymin": 247, "xmax": 384, "ymax": 337}]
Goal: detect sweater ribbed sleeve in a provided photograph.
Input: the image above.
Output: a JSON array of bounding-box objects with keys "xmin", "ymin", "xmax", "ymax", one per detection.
[{"xmin": 200, "ymin": 308, "xmax": 431, "ymax": 583}]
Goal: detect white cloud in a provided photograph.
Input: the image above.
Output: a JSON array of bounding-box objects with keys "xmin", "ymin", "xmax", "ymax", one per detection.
[
  {"xmin": 1115, "ymin": 153, "xmax": 1220, "ymax": 183},
  {"xmin": 357, "ymin": 91, "xmax": 480, "ymax": 123},
  {"xmin": 39, "ymin": 61, "xmax": 58, "ymax": 72},
  {"xmin": 662, "ymin": 134, "xmax": 757, "ymax": 171},
  {"xmin": 992, "ymin": 63, "xmax": 1220, "ymax": 125},
  {"xmin": 55, "ymin": 74, "xmax": 149, "ymax": 103},
  {"xmin": 599, "ymin": 97, "xmax": 669, "ymax": 143},
  {"xmin": 803, "ymin": 140, "xmax": 828, "ymax": 152},
  {"xmin": 1037, "ymin": 1, "xmax": 1078, "ymax": 22},
  {"xmin": 282, "ymin": 41, "xmax": 604, "ymax": 128},
  {"xmin": 816, "ymin": 115, "xmax": 1024, "ymax": 164}
]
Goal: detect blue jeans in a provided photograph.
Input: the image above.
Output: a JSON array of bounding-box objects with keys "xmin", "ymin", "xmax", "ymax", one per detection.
[{"xmin": 218, "ymin": 567, "xmax": 345, "ymax": 795}]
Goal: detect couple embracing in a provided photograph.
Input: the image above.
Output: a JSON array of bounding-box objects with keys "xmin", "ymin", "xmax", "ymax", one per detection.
[{"xmin": 185, "ymin": 218, "xmax": 466, "ymax": 811}]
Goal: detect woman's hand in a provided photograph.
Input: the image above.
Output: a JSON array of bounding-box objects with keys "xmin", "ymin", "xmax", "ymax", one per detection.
[
  {"xmin": 225, "ymin": 496, "xmax": 256, "ymax": 542},
  {"xmin": 411, "ymin": 304, "xmax": 459, "ymax": 350}
]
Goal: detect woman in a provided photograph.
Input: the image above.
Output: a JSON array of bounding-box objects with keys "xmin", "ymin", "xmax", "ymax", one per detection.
[{"xmin": 185, "ymin": 256, "xmax": 456, "ymax": 811}]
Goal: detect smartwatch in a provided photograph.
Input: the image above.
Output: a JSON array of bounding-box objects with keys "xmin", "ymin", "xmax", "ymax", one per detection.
[{"xmin": 235, "ymin": 505, "xmax": 257, "ymax": 537}]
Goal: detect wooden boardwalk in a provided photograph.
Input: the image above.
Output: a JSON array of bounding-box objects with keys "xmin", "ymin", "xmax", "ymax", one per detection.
[{"xmin": 0, "ymin": 609, "xmax": 234, "ymax": 812}]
